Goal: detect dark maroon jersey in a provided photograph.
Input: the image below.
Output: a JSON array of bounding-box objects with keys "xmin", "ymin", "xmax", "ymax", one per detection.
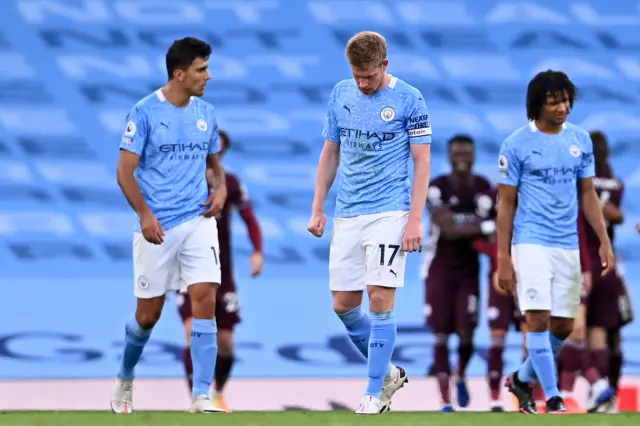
[
  {"xmin": 216, "ymin": 173, "xmax": 251, "ymax": 283},
  {"xmin": 583, "ymin": 176, "xmax": 623, "ymax": 260},
  {"xmin": 426, "ymin": 174, "xmax": 492, "ymax": 273}
]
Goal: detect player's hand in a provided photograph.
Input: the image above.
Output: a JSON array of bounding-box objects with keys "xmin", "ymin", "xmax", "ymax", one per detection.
[
  {"xmin": 202, "ymin": 186, "xmax": 227, "ymax": 217},
  {"xmin": 598, "ymin": 242, "xmax": 615, "ymax": 276},
  {"xmin": 497, "ymin": 255, "xmax": 516, "ymax": 295},
  {"xmin": 582, "ymin": 271, "xmax": 592, "ymax": 295},
  {"xmin": 250, "ymin": 251, "xmax": 264, "ymax": 277},
  {"xmin": 140, "ymin": 211, "xmax": 164, "ymax": 245},
  {"xmin": 492, "ymin": 271, "xmax": 507, "ymax": 296},
  {"xmin": 307, "ymin": 211, "xmax": 327, "ymax": 237},
  {"xmin": 402, "ymin": 217, "xmax": 423, "ymax": 253}
]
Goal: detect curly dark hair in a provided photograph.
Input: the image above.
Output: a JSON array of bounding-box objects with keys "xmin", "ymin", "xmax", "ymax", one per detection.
[{"xmin": 526, "ymin": 70, "xmax": 577, "ymax": 121}]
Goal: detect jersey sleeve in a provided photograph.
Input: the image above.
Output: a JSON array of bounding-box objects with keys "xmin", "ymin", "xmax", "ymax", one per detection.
[
  {"xmin": 578, "ymin": 135, "xmax": 595, "ymax": 179},
  {"xmin": 227, "ymin": 175, "xmax": 251, "ymax": 209},
  {"xmin": 209, "ymin": 111, "xmax": 221, "ymax": 155},
  {"xmin": 497, "ymin": 140, "xmax": 521, "ymax": 186},
  {"xmin": 322, "ymin": 85, "xmax": 340, "ymax": 143},
  {"xmin": 406, "ymin": 94, "xmax": 432, "ymax": 144},
  {"xmin": 120, "ymin": 107, "xmax": 149, "ymax": 155}
]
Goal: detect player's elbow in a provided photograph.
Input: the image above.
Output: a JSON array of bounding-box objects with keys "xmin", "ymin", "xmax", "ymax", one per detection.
[{"xmin": 116, "ymin": 161, "xmax": 135, "ymax": 188}]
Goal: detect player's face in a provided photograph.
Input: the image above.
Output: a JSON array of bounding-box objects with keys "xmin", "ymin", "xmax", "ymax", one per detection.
[
  {"xmin": 541, "ymin": 90, "xmax": 571, "ymax": 125},
  {"xmin": 350, "ymin": 60, "xmax": 388, "ymax": 95},
  {"xmin": 449, "ymin": 142, "xmax": 474, "ymax": 174},
  {"xmin": 184, "ymin": 57, "xmax": 211, "ymax": 97}
]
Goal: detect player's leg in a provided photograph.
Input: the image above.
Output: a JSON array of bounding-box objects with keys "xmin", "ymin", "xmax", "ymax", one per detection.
[
  {"xmin": 357, "ymin": 212, "xmax": 410, "ymax": 414},
  {"xmin": 487, "ymin": 280, "xmax": 515, "ymax": 412},
  {"xmin": 509, "ymin": 244, "xmax": 558, "ymax": 414},
  {"xmin": 111, "ymin": 230, "xmax": 180, "ymax": 414},
  {"xmin": 452, "ymin": 283, "xmax": 478, "ymax": 409},
  {"xmin": 176, "ymin": 291, "xmax": 194, "ymax": 391},
  {"xmin": 180, "ymin": 216, "xmax": 225, "ymax": 413},
  {"xmin": 425, "ymin": 265, "xmax": 455, "ymax": 411},
  {"xmin": 212, "ymin": 286, "xmax": 241, "ymax": 412},
  {"xmin": 557, "ymin": 301, "xmax": 587, "ymax": 413},
  {"xmin": 606, "ymin": 329, "xmax": 622, "ymax": 413}
]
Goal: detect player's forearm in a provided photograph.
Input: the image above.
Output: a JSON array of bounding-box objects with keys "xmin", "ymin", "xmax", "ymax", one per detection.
[
  {"xmin": 440, "ymin": 222, "xmax": 485, "ymax": 240},
  {"xmin": 117, "ymin": 168, "xmax": 152, "ymax": 217},
  {"xmin": 582, "ymin": 189, "xmax": 611, "ymax": 246},
  {"xmin": 496, "ymin": 199, "xmax": 515, "ymax": 258},
  {"xmin": 602, "ymin": 204, "xmax": 624, "ymax": 225},
  {"xmin": 312, "ymin": 148, "xmax": 339, "ymax": 213},
  {"xmin": 409, "ymin": 155, "xmax": 431, "ymax": 221}
]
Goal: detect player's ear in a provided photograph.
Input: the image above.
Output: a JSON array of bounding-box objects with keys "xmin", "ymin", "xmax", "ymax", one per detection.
[{"xmin": 381, "ymin": 59, "xmax": 389, "ymax": 70}]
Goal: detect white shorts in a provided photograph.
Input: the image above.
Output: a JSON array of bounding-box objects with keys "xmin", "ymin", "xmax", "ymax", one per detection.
[
  {"xmin": 512, "ymin": 243, "xmax": 581, "ymax": 318},
  {"xmin": 329, "ymin": 211, "xmax": 409, "ymax": 291},
  {"xmin": 133, "ymin": 215, "xmax": 221, "ymax": 299}
]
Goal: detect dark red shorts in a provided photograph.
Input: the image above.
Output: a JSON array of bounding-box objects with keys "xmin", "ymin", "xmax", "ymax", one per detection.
[
  {"xmin": 176, "ymin": 280, "xmax": 241, "ymax": 331},
  {"xmin": 487, "ymin": 277, "xmax": 521, "ymax": 331},
  {"xmin": 425, "ymin": 267, "xmax": 479, "ymax": 334},
  {"xmin": 587, "ymin": 262, "xmax": 633, "ymax": 330}
]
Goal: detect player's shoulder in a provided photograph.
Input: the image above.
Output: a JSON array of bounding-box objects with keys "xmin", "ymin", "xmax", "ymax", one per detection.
[
  {"xmin": 389, "ymin": 77, "xmax": 423, "ymax": 100},
  {"xmin": 190, "ymin": 96, "xmax": 218, "ymax": 117},
  {"xmin": 503, "ymin": 122, "xmax": 536, "ymax": 146},
  {"xmin": 563, "ymin": 122, "xmax": 590, "ymax": 137},
  {"xmin": 131, "ymin": 90, "xmax": 164, "ymax": 115},
  {"xmin": 331, "ymin": 79, "xmax": 357, "ymax": 99}
]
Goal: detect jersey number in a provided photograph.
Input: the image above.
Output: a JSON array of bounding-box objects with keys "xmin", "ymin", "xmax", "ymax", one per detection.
[
  {"xmin": 210, "ymin": 247, "xmax": 218, "ymax": 265},
  {"xmin": 379, "ymin": 244, "xmax": 400, "ymax": 266}
]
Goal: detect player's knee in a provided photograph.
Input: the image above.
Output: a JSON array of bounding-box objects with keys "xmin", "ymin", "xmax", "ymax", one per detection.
[
  {"xmin": 525, "ymin": 310, "xmax": 550, "ymax": 332},
  {"xmin": 367, "ymin": 286, "xmax": 395, "ymax": 313},
  {"xmin": 135, "ymin": 297, "xmax": 164, "ymax": 328},
  {"xmin": 332, "ymin": 291, "xmax": 363, "ymax": 314},
  {"xmin": 188, "ymin": 282, "xmax": 217, "ymax": 318},
  {"xmin": 550, "ymin": 318, "xmax": 573, "ymax": 340},
  {"xmin": 456, "ymin": 329, "xmax": 473, "ymax": 345}
]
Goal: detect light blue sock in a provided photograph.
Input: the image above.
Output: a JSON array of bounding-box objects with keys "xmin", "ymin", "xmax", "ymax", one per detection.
[
  {"xmin": 525, "ymin": 331, "xmax": 560, "ymax": 400},
  {"xmin": 549, "ymin": 332, "xmax": 565, "ymax": 358},
  {"xmin": 365, "ymin": 311, "xmax": 396, "ymax": 398},
  {"xmin": 337, "ymin": 306, "xmax": 393, "ymax": 376},
  {"xmin": 118, "ymin": 315, "xmax": 152, "ymax": 381},
  {"xmin": 191, "ymin": 318, "xmax": 217, "ymax": 399},
  {"xmin": 517, "ymin": 332, "xmax": 566, "ymax": 384}
]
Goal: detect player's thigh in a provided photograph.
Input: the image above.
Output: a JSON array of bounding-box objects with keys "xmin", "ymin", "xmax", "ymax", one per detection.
[
  {"xmin": 133, "ymin": 228, "xmax": 181, "ymax": 299},
  {"xmin": 179, "ymin": 216, "xmax": 221, "ymax": 287},
  {"xmin": 216, "ymin": 281, "xmax": 241, "ymax": 331},
  {"xmin": 363, "ymin": 211, "xmax": 409, "ymax": 288},
  {"xmin": 329, "ymin": 216, "xmax": 366, "ymax": 292},
  {"xmin": 453, "ymin": 279, "xmax": 480, "ymax": 333},
  {"xmin": 588, "ymin": 273, "xmax": 632, "ymax": 329},
  {"xmin": 549, "ymin": 248, "xmax": 581, "ymax": 319},
  {"xmin": 512, "ymin": 244, "xmax": 553, "ymax": 313},
  {"xmin": 425, "ymin": 270, "xmax": 455, "ymax": 334}
]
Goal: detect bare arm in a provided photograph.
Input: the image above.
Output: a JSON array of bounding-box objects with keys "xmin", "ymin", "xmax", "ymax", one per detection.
[
  {"xmin": 311, "ymin": 140, "xmax": 340, "ymax": 214},
  {"xmin": 581, "ymin": 178, "xmax": 612, "ymax": 247},
  {"xmin": 206, "ymin": 153, "xmax": 226, "ymax": 191},
  {"xmin": 409, "ymin": 144, "xmax": 431, "ymax": 222},
  {"xmin": 602, "ymin": 203, "xmax": 623, "ymax": 225},
  {"xmin": 496, "ymin": 184, "xmax": 518, "ymax": 259},
  {"xmin": 117, "ymin": 149, "xmax": 151, "ymax": 217}
]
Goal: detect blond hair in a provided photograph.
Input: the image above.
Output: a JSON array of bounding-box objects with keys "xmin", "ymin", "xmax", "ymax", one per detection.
[{"xmin": 345, "ymin": 31, "xmax": 387, "ymax": 69}]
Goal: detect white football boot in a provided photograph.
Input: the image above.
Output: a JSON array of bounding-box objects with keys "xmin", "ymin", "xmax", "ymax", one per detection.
[
  {"xmin": 110, "ymin": 378, "xmax": 133, "ymax": 414},
  {"xmin": 190, "ymin": 395, "xmax": 226, "ymax": 413},
  {"xmin": 355, "ymin": 395, "xmax": 382, "ymax": 414},
  {"xmin": 379, "ymin": 365, "xmax": 409, "ymax": 413}
]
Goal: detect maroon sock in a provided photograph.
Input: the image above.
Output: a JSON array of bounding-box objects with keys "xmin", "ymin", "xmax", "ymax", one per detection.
[
  {"xmin": 488, "ymin": 343, "xmax": 504, "ymax": 401},
  {"xmin": 214, "ymin": 354, "xmax": 235, "ymax": 393},
  {"xmin": 182, "ymin": 347, "xmax": 193, "ymax": 392},
  {"xmin": 609, "ymin": 351, "xmax": 623, "ymax": 390},
  {"xmin": 434, "ymin": 343, "xmax": 451, "ymax": 404},
  {"xmin": 457, "ymin": 342, "xmax": 474, "ymax": 378},
  {"xmin": 558, "ymin": 340, "xmax": 584, "ymax": 392},
  {"xmin": 585, "ymin": 348, "xmax": 609, "ymax": 385}
]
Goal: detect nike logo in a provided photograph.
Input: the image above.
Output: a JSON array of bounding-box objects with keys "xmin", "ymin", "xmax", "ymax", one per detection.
[
  {"xmin": 389, "ymin": 269, "xmax": 397, "ymax": 277},
  {"xmin": 343, "ymin": 105, "xmax": 351, "ymax": 114}
]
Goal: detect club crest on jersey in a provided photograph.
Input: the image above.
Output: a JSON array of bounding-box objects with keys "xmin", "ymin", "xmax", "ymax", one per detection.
[
  {"xmin": 197, "ymin": 119, "xmax": 208, "ymax": 131},
  {"xmin": 380, "ymin": 107, "xmax": 395, "ymax": 122},
  {"xmin": 124, "ymin": 121, "xmax": 136, "ymax": 136},
  {"xmin": 569, "ymin": 144, "xmax": 581, "ymax": 157}
]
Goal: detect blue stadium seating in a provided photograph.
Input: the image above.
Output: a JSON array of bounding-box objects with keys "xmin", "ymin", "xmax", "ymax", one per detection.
[{"xmin": 1, "ymin": 0, "xmax": 639, "ymax": 380}]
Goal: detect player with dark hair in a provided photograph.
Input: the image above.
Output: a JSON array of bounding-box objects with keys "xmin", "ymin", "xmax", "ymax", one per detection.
[
  {"xmin": 176, "ymin": 130, "xmax": 263, "ymax": 412},
  {"xmin": 307, "ymin": 31, "xmax": 432, "ymax": 414},
  {"xmin": 498, "ymin": 70, "xmax": 613, "ymax": 414},
  {"xmin": 111, "ymin": 37, "xmax": 227, "ymax": 413},
  {"xmin": 579, "ymin": 130, "xmax": 631, "ymax": 412},
  {"xmin": 424, "ymin": 134, "xmax": 493, "ymax": 411}
]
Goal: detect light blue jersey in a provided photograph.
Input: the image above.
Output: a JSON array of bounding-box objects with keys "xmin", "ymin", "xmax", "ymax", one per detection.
[
  {"xmin": 119, "ymin": 89, "xmax": 220, "ymax": 231},
  {"xmin": 498, "ymin": 121, "xmax": 595, "ymax": 249},
  {"xmin": 322, "ymin": 76, "xmax": 432, "ymax": 218}
]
